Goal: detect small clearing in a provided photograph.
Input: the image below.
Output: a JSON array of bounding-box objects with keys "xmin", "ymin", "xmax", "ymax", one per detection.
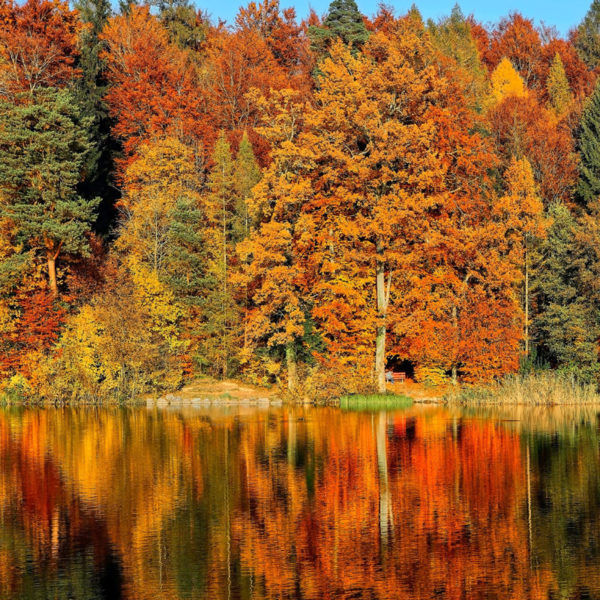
[{"xmin": 149, "ymin": 378, "xmax": 278, "ymax": 406}]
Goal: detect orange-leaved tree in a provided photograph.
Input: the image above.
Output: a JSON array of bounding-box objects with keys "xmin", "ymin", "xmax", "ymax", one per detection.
[
  {"xmin": 234, "ymin": 0, "xmax": 313, "ymax": 90},
  {"xmin": 0, "ymin": 0, "xmax": 81, "ymax": 97},
  {"xmin": 290, "ymin": 18, "xmax": 505, "ymax": 389},
  {"xmin": 237, "ymin": 89, "xmax": 310, "ymax": 390},
  {"xmin": 100, "ymin": 6, "xmax": 210, "ymax": 177},
  {"xmin": 204, "ymin": 27, "xmax": 290, "ymax": 132},
  {"xmin": 488, "ymin": 93, "xmax": 578, "ymax": 206},
  {"xmin": 482, "ymin": 13, "xmax": 542, "ymax": 87}
]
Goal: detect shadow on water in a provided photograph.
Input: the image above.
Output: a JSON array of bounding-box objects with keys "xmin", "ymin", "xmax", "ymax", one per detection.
[{"xmin": 1, "ymin": 403, "xmax": 600, "ymax": 599}]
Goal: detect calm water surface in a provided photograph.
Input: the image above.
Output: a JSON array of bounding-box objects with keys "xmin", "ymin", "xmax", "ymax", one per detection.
[{"xmin": 1, "ymin": 404, "xmax": 600, "ymax": 599}]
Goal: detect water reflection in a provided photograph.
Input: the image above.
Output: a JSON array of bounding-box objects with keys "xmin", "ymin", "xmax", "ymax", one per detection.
[{"xmin": 0, "ymin": 404, "xmax": 599, "ymax": 599}]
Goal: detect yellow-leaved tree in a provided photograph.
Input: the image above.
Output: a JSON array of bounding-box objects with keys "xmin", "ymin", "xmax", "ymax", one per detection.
[
  {"xmin": 37, "ymin": 268, "xmax": 185, "ymax": 402},
  {"xmin": 493, "ymin": 156, "xmax": 547, "ymax": 357},
  {"xmin": 546, "ymin": 53, "xmax": 573, "ymax": 116},
  {"xmin": 117, "ymin": 136, "xmax": 211, "ymax": 375},
  {"xmin": 491, "ymin": 57, "xmax": 527, "ymax": 103},
  {"xmin": 117, "ymin": 137, "xmax": 203, "ymax": 276},
  {"xmin": 36, "ymin": 137, "xmax": 212, "ymax": 401}
]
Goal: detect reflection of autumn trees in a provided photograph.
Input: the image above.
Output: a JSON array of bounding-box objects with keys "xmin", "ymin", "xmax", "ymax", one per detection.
[
  {"xmin": 1, "ymin": 407, "xmax": 600, "ymax": 598},
  {"xmin": 0, "ymin": 410, "xmax": 119, "ymax": 600},
  {"xmin": 233, "ymin": 409, "xmax": 558, "ymax": 599}
]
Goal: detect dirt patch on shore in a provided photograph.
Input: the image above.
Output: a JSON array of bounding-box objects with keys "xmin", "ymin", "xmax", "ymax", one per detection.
[
  {"xmin": 389, "ymin": 380, "xmax": 447, "ymax": 403},
  {"xmin": 149, "ymin": 378, "xmax": 278, "ymax": 405}
]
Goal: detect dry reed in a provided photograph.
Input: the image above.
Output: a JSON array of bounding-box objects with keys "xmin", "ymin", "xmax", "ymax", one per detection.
[{"xmin": 446, "ymin": 372, "xmax": 600, "ymax": 405}]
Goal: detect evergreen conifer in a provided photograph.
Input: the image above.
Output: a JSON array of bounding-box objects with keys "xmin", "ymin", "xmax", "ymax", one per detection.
[
  {"xmin": 577, "ymin": 79, "xmax": 600, "ymax": 206},
  {"xmin": 575, "ymin": 0, "xmax": 600, "ymax": 69},
  {"xmin": 308, "ymin": 0, "xmax": 369, "ymax": 57},
  {"xmin": 0, "ymin": 90, "xmax": 100, "ymax": 296}
]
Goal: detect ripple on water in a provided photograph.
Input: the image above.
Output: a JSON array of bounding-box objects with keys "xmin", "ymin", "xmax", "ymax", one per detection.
[{"xmin": 0, "ymin": 404, "xmax": 599, "ymax": 599}]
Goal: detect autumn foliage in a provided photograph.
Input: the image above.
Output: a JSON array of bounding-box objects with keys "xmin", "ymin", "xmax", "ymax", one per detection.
[
  {"xmin": 0, "ymin": 0, "xmax": 81, "ymax": 95},
  {"xmin": 0, "ymin": 0, "xmax": 599, "ymax": 400}
]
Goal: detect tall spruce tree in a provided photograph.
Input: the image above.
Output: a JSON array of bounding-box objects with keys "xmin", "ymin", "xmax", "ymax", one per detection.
[
  {"xmin": 118, "ymin": 0, "xmax": 136, "ymax": 15},
  {"xmin": 232, "ymin": 132, "xmax": 261, "ymax": 354},
  {"xmin": 0, "ymin": 90, "xmax": 100, "ymax": 296},
  {"xmin": 166, "ymin": 197, "xmax": 211, "ymax": 292},
  {"xmin": 575, "ymin": 0, "xmax": 600, "ymax": 69},
  {"xmin": 533, "ymin": 202, "xmax": 599, "ymax": 381},
  {"xmin": 155, "ymin": 0, "xmax": 207, "ymax": 50},
  {"xmin": 74, "ymin": 0, "xmax": 117, "ymax": 233},
  {"xmin": 309, "ymin": 0, "xmax": 369, "ymax": 57},
  {"xmin": 577, "ymin": 79, "xmax": 600, "ymax": 206}
]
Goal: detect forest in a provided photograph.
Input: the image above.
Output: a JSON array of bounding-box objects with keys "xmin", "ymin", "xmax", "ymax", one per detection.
[{"xmin": 1, "ymin": 0, "xmax": 600, "ymax": 401}]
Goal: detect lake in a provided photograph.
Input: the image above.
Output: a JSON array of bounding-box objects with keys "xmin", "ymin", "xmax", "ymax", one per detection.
[{"xmin": 0, "ymin": 403, "xmax": 599, "ymax": 599}]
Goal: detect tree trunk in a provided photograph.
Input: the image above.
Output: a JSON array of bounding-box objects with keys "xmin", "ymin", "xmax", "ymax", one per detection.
[
  {"xmin": 375, "ymin": 243, "xmax": 390, "ymax": 394},
  {"xmin": 375, "ymin": 326, "xmax": 386, "ymax": 393},
  {"xmin": 47, "ymin": 252, "xmax": 58, "ymax": 297},
  {"xmin": 286, "ymin": 343, "xmax": 298, "ymax": 392},
  {"xmin": 451, "ymin": 304, "xmax": 458, "ymax": 385},
  {"xmin": 524, "ymin": 245, "xmax": 529, "ymax": 357},
  {"xmin": 222, "ymin": 185, "xmax": 228, "ymax": 380}
]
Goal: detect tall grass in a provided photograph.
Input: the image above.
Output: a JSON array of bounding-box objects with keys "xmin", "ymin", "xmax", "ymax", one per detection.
[
  {"xmin": 339, "ymin": 393, "xmax": 413, "ymax": 411},
  {"xmin": 447, "ymin": 372, "xmax": 600, "ymax": 405}
]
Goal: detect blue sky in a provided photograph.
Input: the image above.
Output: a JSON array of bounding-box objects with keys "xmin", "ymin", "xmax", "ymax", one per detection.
[{"xmin": 204, "ymin": 0, "xmax": 591, "ymax": 36}]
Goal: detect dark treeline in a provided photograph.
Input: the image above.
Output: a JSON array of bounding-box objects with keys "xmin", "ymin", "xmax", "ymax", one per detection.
[{"xmin": 1, "ymin": 0, "xmax": 600, "ymax": 401}]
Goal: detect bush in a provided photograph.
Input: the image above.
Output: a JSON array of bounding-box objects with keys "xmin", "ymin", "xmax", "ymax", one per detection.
[
  {"xmin": 290, "ymin": 358, "xmax": 375, "ymax": 404},
  {"xmin": 0, "ymin": 373, "xmax": 32, "ymax": 404},
  {"xmin": 32, "ymin": 273, "xmax": 185, "ymax": 404},
  {"xmin": 414, "ymin": 364, "xmax": 449, "ymax": 386}
]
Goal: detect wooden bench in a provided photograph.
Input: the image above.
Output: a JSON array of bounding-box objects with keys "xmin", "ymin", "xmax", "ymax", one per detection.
[{"xmin": 392, "ymin": 372, "xmax": 406, "ymax": 384}]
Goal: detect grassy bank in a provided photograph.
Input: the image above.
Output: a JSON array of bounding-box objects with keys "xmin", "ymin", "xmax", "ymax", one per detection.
[
  {"xmin": 447, "ymin": 372, "xmax": 600, "ymax": 405},
  {"xmin": 339, "ymin": 393, "xmax": 413, "ymax": 411}
]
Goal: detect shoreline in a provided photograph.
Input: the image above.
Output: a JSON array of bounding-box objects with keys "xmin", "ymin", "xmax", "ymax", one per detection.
[
  {"xmin": 4, "ymin": 374, "xmax": 600, "ymax": 408},
  {"xmin": 147, "ymin": 377, "xmax": 446, "ymax": 407}
]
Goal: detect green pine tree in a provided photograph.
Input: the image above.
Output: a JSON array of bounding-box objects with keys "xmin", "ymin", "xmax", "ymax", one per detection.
[
  {"xmin": 231, "ymin": 132, "xmax": 261, "ymax": 355},
  {"xmin": 575, "ymin": 0, "xmax": 600, "ymax": 69},
  {"xmin": 166, "ymin": 196, "xmax": 213, "ymax": 367},
  {"xmin": 74, "ymin": 0, "xmax": 117, "ymax": 233},
  {"xmin": 0, "ymin": 90, "xmax": 100, "ymax": 296},
  {"xmin": 547, "ymin": 53, "xmax": 573, "ymax": 115},
  {"xmin": 118, "ymin": 0, "xmax": 136, "ymax": 15},
  {"xmin": 155, "ymin": 0, "xmax": 207, "ymax": 50},
  {"xmin": 533, "ymin": 202, "xmax": 599, "ymax": 382},
  {"xmin": 165, "ymin": 198, "xmax": 211, "ymax": 300},
  {"xmin": 308, "ymin": 0, "xmax": 369, "ymax": 57},
  {"xmin": 577, "ymin": 79, "xmax": 600, "ymax": 206}
]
